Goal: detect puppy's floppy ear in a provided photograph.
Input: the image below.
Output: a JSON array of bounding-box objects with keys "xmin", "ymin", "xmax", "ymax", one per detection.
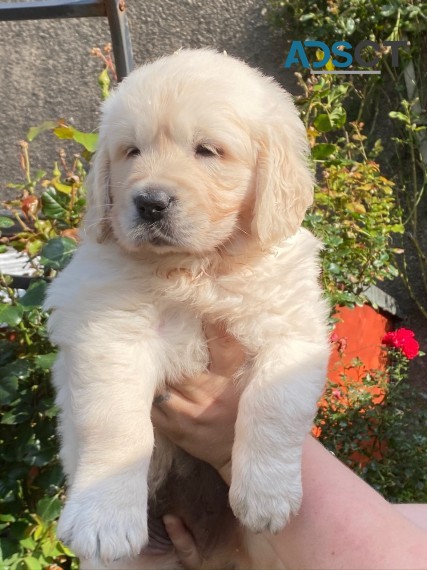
[
  {"xmin": 83, "ymin": 139, "xmax": 112, "ymax": 243},
  {"xmin": 251, "ymin": 104, "xmax": 314, "ymax": 245}
]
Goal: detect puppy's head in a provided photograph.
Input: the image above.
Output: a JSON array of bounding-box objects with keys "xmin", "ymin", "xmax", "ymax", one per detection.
[{"xmin": 85, "ymin": 49, "xmax": 313, "ymax": 255}]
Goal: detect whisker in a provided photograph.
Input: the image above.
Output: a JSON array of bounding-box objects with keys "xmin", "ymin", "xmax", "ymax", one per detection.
[
  {"xmin": 84, "ymin": 217, "xmax": 111, "ymax": 233},
  {"xmin": 87, "ymin": 203, "xmax": 114, "ymax": 209}
]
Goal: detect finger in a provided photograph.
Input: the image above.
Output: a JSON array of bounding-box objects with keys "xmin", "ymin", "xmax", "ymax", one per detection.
[
  {"xmin": 153, "ymin": 392, "xmax": 172, "ymax": 406},
  {"xmin": 151, "ymin": 376, "xmax": 230, "ymax": 443},
  {"xmin": 151, "ymin": 387, "xmax": 198, "ymax": 435},
  {"xmin": 152, "ymin": 385, "xmax": 199, "ymax": 414},
  {"xmin": 155, "ymin": 371, "xmax": 235, "ymax": 416},
  {"xmin": 163, "ymin": 515, "xmax": 202, "ymax": 570}
]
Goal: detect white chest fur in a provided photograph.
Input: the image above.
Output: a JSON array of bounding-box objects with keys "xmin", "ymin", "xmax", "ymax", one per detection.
[{"xmin": 44, "ymin": 228, "xmax": 330, "ymax": 566}]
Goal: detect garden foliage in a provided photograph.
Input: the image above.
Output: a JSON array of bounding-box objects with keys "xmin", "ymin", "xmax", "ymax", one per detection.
[
  {"xmin": 269, "ymin": 0, "xmax": 427, "ymax": 504},
  {"xmin": 269, "ymin": 0, "xmax": 426, "ymax": 44},
  {"xmin": 270, "ymin": 0, "xmax": 427, "ymax": 313},
  {"xmin": 1, "ymin": 130, "xmax": 86, "ymax": 570},
  {"xmin": 315, "ymin": 334, "xmax": 426, "ymax": 503},
  {"xmin": 298, "ymin": 75, "xmax": 404, "ymax": 306}
]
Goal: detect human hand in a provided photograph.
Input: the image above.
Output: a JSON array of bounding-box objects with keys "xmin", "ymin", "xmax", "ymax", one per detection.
[{"xmin": 151, "ymin": 322, "xmax": 245, "ymax": 484}]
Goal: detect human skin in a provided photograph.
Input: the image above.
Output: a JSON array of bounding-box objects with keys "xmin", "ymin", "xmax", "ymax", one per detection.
[{"xmin": 151, "ymin": 324, "xmax": 427, "ymax": 570}]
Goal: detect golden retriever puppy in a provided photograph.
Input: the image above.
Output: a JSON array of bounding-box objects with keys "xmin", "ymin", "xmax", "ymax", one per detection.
[{"xmin": 45, "ymin": 49, "xmax": 330, "ymax": 568}]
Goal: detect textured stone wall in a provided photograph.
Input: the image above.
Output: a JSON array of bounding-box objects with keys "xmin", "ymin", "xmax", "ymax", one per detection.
[{"xmin": 0, "ymin": 0, "xmax": 295, "ymax": 193}]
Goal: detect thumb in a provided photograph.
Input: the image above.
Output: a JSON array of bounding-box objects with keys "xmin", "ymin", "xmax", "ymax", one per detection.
[{"xmin": 163, "ymin": 515, "xmax": 202, "ymax": 569}]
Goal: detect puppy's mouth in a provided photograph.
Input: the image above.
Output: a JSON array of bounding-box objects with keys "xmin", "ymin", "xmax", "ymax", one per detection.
[{"xmin": 129, "ymin": 219, "xmax": 181, "ymax": 248}]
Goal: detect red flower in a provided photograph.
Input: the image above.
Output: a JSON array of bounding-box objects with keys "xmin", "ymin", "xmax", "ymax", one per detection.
[
  {"xmin": 382, "ymin": 328, "xmax": 420, "ymax": 360},
  {"xmin": 330, "ymin": 332, "xmax": 339, "ymax": 343}
]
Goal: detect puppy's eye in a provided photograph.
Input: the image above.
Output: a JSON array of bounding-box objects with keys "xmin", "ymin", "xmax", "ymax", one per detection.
[
  {"xmin": 195, "ymin": 144, "xmax": 222, "ymax": 158},
  {"xmin": 126, "ymin": 147, "xmax": 141, "ymax": 158}
]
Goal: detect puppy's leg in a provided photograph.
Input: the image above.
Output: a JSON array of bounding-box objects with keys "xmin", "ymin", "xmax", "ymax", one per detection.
[
  {"xmin": 52, "ymin": 312, "xmax": 164, "ymax": 564},
  {"xmin": 52, "ymin": 353, "xmax": 80, "ymax": 485},
  {"xmin": 229, "ymin": 340, "xmax": 328, "ymax": 534}
]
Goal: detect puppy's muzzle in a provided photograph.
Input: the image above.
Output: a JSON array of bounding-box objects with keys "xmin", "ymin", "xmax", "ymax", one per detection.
[{"xmin": 134, "ymin": 190, "xmax": 173, "ymax": 223}]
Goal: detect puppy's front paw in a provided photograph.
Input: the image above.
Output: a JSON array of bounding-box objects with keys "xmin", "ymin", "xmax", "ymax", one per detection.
[
  {"xmin": 57, "ymin": 475, "xmax": 148, "ymax": 563},
  {"xmin": 229, "ymin": 466, "xmax": 302, "ymax": 534}
]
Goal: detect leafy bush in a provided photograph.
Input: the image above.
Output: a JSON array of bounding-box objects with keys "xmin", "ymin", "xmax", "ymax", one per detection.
[
  {"xmin": 0, "ymin": 129, "xmax": 88, "ymax": 570},
  {"xmin": 315, "ymin": 337, "xmax": 427, "ymax": 503},
  {"xmin": 269, "ymin": 0, "xmax": 427, "ymax": 314},
  {"xmin": 298, "ymin": 75, "xmax": 403, "ymax": 306},
  {"xmin": 269, "ymin": 0, "xmax": 426, "ymax": 47},
  {"xmin": 0, "ymin": 44, "xmax": 112, "ymax": 568},
  {"xmin": 268, "ymin": 1, "xmax": 426, "ymax": 504}
]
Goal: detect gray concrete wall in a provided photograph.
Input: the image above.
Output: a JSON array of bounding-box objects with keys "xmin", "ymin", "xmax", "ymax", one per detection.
[{"xmin": 0, "ymin": 0, "xmax": 295, "ymax": 195}]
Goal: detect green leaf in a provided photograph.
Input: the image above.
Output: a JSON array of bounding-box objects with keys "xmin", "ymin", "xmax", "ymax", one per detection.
[
  {"xmin": 20, "ymin": 280, "xmax": 47, "ymax": 309},
  {"xmin": 99, "ymin": 67, "xmax": 111, "ymax": 100},
  {"xmin": 36, "ymin": 496, "xmax": 62, "ymax": 522},
  {"xmin": 380, "ymin": 4, "xmax": 397, "ymax": 17},
  {"xmin": 1, "ymin": 409, "xmax": 30, "ymax": 424},
  {"xmin": 313, "ymin": 113, "xmax": 333, "ymax": 132},
  {"xmin": 0, "ymin": 514, "xmax": 16, "ymax": 523},
  {"xmin": 312, "ymin": 143, "xmax": 338, "ymax": 160},
  {"xmin": 0, "ymin": 359, "xmax": 32, "ymax": 380},
  {"xmin": 41, "ymin": 190, "xmax": 68, "ymax": 220},
  {"xmin": 330, "ymin": 106, "xmax": 347, "ymax": 129},
  {"xmin": 389, "ymin": 111, "xmax": 410, "ymax": 123},
  {"xmin": 313, "ymin": 106, "xmax": 347, "ymax": 132},
  {"xmin": 72, "ymin": 130, "xmax": 98, "ymax": 153},
  {"xmin": 23, "ymin": 556, "xmax": 43, "ymax": 570},
  {"xmin": 34, "ymin": 353, "xmax": 56, "ymax": 371},
  {"xmin": 26, "ymin": 239, "xmax": 44, "ymax": 257},
  {"xmin": 0, "ymin": 304, "xmax": 24, "ymax": 327},
  {"xmin": 0, "ymin": 375, "xmax": 18, "ymax": 405},
  {"xmin": 40, "ymin": 237, "xmax": 76, "ymax": 270},
  {"xmin": 327, "ymin": 262, "xmax": 341, "ymax": 275},
  {"xmin": 81, "ymin": 147, "xmax": 95, "ymax": 162},
  {"xmin": 27, "ymin": 120, "xmax": 58, "ymax": 142},
  {"xmin": 19, "ymin": 537, "xmax": 36, "ymax": 550},
  {"xmin": 0, "ymin": 537, "xmax": 18, "ymax": 562},
  {"xmin": 52, "ymin": 179, "xmax": 73, "ymax": 195},
  {"xmin": 0, "ymin": 245, "xmax": 7, "ymax": 254},
  {"xmin": 41, "ymin": 537, "xmax": 62, "ymax": 558},
  {"xmin": 342, "ymin": 17, "xmax": 355, "ymax": 35},
  {"xmin": 52, "ymin": 125, "xmax": 74, "ymax": 140},
  {"xmin": 53, "ymin": 124, "xmax": 98, "ymax": 152},
  {"xmin": 0, "ymin": 216, "xmax": 14, "ymax": 228},
  {"xmin": 300, "ymin": 12, "xmax": 315, "ymax": 21}
]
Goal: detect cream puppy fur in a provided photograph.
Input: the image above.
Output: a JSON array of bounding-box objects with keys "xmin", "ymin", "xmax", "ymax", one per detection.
[{"xmin": 45, "ymin": 49, "xmax": 330, "ymax": 568}]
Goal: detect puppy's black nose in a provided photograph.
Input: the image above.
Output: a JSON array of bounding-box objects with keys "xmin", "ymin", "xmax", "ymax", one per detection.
[{"xmin": 134, "ymin": 192, "xmax": 172, "ymax": 223}]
